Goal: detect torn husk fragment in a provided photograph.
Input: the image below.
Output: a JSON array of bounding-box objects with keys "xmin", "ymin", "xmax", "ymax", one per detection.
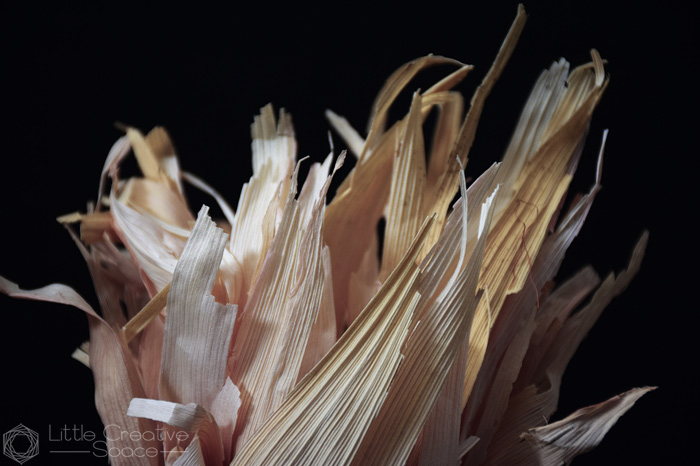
[{"xmin": 1, "ymin": 5, "xmax": 653, "ymax": 466}]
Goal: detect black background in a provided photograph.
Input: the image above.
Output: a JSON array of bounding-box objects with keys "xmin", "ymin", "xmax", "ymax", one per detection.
[{"xmin": 0, "ymin": 1, "xmax": 695, "ymax": 464}]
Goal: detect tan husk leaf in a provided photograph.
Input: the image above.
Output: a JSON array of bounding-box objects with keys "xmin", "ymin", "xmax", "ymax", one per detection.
[{"xmin": 521, "ymin": 387, "xmax": 655, "ymax": 465}]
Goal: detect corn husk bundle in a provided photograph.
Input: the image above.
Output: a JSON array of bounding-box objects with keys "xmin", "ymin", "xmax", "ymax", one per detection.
[{"xmin": 0, "ymin": 5, "xmax": 652, "ymax": 465}]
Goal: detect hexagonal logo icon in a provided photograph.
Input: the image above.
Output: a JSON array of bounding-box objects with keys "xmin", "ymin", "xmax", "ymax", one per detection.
[{"xmin": 3, "ymin": 424, "xmax": 39, "ymax": 464}]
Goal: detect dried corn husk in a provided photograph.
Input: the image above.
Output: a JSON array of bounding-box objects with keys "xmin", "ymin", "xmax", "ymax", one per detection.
[{"xmin": 1, "ymin": 5, "xmax": 652, "ymax": 465}]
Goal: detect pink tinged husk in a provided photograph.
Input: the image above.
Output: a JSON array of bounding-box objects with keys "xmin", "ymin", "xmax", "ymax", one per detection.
[
  {"xmin": 511, "ymin": 266, "xmax": 601, "ymax": 394},
  {"xmin": 88, "ymin": 320, "xmax": 162, "ymax": 466},
  {"xmin": 65, "ymin": 223, "xmax": 167, "ymax": 403},
  {"xmin": 138, "ymin": 316, "xmax": 165, "ymax": 401},
  {"xmin": 297, "ymin": 245, "xmax": 337, "ymax": 381},
  {"xmin": 178, "ymin": 172, "xmax": 243, "ymax": 304},
  {"xmin": 479, "ymin": 266, "xmax": 601, "ymax": 465},
  {"xmin": 169, "ymin": 436, "xmax": 205, "ymax": 466},
  {"xmin": 150, "ymin": 204, "xmax": 239, "ymax": 461},
  {"xmin": 0, "ymin": 277, "xmax": 160, "ymax": 466},
  {"xmin": 66, "ymin": 224, "xmax": 152, "ymax": 329},
  {"xmin": 209, "ymin": 377, "xmax": 242, "ymax": 462},
  {"xmin": 229, "ymin": 154, "xmax": 337, "ymax": 451}
]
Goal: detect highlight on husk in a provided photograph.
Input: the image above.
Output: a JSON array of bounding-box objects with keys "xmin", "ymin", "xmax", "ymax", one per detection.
[{"xmin": 1, "ymin": 5, "xmax": 652, "ymax": 465}]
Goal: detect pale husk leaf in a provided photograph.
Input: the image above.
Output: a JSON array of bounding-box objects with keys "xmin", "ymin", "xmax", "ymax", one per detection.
[
  {"xmin": 411, "ymin": 164, "xmax": 500, "ymax": 466},
  {"xmin": 230, "ymin": 156, "xmax": 338, "ymax": 449},
  {"xmin": 229, "ymin": 105, "xmax": 295, "ymax": 303},
  {"xmin": 110, "ymin": 193, "xmax": 186, "ymax": 293},
  {"xmin": 352, "ymin": 174, "xmax": 497, "ymax": 465},
  {"xmin": 230, "ymin": 218, "xmax": 433, "ymax": 465},
  {"xmin": 127, "ymin": 398, "xmax": 224, "ymax": 466},
  {"xmin": 159, "ymin": 206, "xmax": 238, "ymax": 414},
  {"xmin": 325, "ymin": 109, "xmax": 365, "ymax": 159}
]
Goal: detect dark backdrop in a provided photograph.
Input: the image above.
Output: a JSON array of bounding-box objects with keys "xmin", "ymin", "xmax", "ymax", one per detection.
[{"xmin": 1, "ymin": 1, "xmax": 694, "ymax": 464}]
